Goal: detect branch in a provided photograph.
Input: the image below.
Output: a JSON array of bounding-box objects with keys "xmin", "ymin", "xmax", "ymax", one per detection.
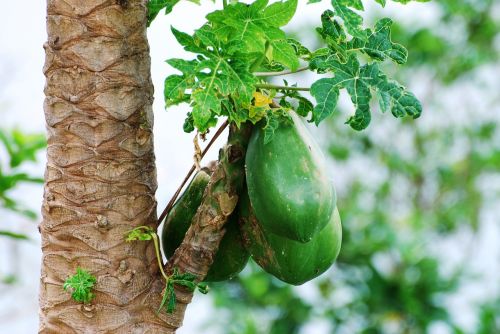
[
  {"xmin": 164, "ymin": 122, "xmax": 252, "ymax": 316},
  {"xmin": 253, "ymin": 66, "xmax": 309, "ymax": 77},
  {"xmin": 255, "ymin": 83, "xmax": 311, "ymax": 91},
  {"xmin": 157, "ymin": 120, "xmax": 229, "ymax": 224}
]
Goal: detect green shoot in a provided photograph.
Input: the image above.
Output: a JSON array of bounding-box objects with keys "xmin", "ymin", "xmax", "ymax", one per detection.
[
  {"xmin": 159, "ymin": 268, "xmax": 209, "ymax": 314},
  {"xmin": 125, "ymin": 226, "xmax": 169, "ymax": 280},
  {"xmin": 63, "ymin": 267, "xmax": 97, "ymax": 304},
  {"xmin": 125, "ymin": 226, "xmax": 209, "ymax": 313}
]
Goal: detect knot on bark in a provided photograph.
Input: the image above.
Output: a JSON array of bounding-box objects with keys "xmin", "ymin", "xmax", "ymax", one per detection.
[
  {"xmin": 227, "ymin": 144, "xmax": 244, "ymax": 164},
  {"xmin": 117, "ymin": 0, "xmax": 129, "ymax": 9}
]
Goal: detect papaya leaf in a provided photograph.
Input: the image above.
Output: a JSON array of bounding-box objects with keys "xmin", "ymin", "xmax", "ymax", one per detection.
[
  {"xmin": 165, "ymin": 25, "xmax": 256, "ymax": 133},
  {"xmin": 261, "ymin": 0, "xmax": 298, "ymax": 27},
  {"xmin": 362, "ymin": 63, "xmax": 422, "ymax": 119},
  {"xmin": 147, "ymin": 0, "xmax": 179, "ymax": 26},
  {"xmin": 147, "ymin": 0, "xmax": 202, "ymax": 26},
  {"xmin": 347, "ymin": 18, "xmax": 408, "ymax": 64},
  {"xmin": 310, "ymin": 78, "xmax": 340, "ymax": 125},
  {"xmin": 263, "ymin": 108, "xmax": 292, "ymax": 144},
  {"xmin": 331, "ymin": 1, "xmax": 365, "ymax": 40},
  {"xmin": 206, "ymin": 0, "xmax": 299, "ymax": 70},
  {"xmin": 125, "ymin": 226, "xmax": 155, "ymax": 242},
  {"xmin": 308, "ymin": 7, "xmax": 421, "ymax": 128},
  {"xmin": 158, "ymin": 268, "xmax": 209, "ymax": 314},
  {"xmin": 311, "ymin": 56, "xmax": 421, "ymax": 129}
]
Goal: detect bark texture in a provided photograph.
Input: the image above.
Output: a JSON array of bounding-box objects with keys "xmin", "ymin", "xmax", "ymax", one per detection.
[
  {"xmin": 41, "ymin": 1, "xmax": 251, "ymax": 332},
  {"xmin": 40, "ymin": 1, "xmax": 172, "ymax": 332}
]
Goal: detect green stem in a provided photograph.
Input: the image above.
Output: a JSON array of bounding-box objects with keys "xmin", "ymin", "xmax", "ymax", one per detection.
[
  {"xmin": 152, "ymin": 233, "xmax": 169, "ymax": 281},
  {"xmin": 222, "ymin": 0, "xmax": 227, "ymax": 8},
  {"xmin": 255, "ymin": 83, "xmax": 311, "ymax": 92},
  {"xmin": 253, "ymin": 66, "xmax": 310, "ymax": 77}
]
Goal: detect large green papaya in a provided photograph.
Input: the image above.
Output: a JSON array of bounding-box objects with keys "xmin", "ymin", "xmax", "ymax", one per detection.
[
  {"xmin": 245, "ymin": 111, "xmax": 336, "ymax": 242},
  {"xmin": 161, "ymin": 169, "xmax": 249, "ymax": 282},
  {"xmin": 240, "ymin": 191, "xmax": 342, "ymax": 286}
]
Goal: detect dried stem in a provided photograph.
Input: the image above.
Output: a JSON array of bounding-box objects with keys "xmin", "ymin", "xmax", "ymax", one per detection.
[{"xmin": 157, "ymin": 120, "xmax": 229, "ymax": 224}]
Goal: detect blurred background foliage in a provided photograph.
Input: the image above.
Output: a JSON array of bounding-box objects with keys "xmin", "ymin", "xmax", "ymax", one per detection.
[
  {"xmin": 204, "ymin": 0, "xmax": 500, "ymax": 333},
  {"xmin": 0, "ymin": 128, "xmax": 45, "ymax": 283}
]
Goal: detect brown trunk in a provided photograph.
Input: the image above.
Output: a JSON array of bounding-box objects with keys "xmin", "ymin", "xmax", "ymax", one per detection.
[
  {"xmin": 40, "ymin": 1, "xmax": 175, "ymax": 332},
  {"xmin": 40, "ymin": 1, "xmax": 248, "ymax": 332}
]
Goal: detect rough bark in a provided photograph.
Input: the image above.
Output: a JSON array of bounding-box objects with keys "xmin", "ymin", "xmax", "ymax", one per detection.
[
  {"xmin": 40, "ymin": 1, "xmax": 171, "ymax": 332},
  {"xmin": 41, "ymin": 1, "xmax": 251, "ymax": 332}
]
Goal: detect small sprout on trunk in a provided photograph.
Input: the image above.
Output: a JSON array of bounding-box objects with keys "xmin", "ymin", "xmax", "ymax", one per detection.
[
  {"xmin": 63, "ymin": 267, "xmax": 96, "ymax": 304},
  {"xmin": 159, "ymin": 268, "xmax": 209, "ymax": 314}
]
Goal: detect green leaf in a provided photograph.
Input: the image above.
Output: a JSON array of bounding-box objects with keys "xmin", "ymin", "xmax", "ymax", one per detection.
[
  {"xmin": 262, "ymin": 109, "xmax": 292, "ymax": 144},
  {"xmin": 206, "ymin": 0, "xmax": 299, "ymax": 69},
  {"xmin": 287, "ymin": 38, "xmax": 312, "ymax": 59},
  {"xmin": 348, "ymin": 18, "xmax": 408, "ymax": 64},
  {"xmin": 331, "ymin": 0, "xmax": 365, "ymax": 39},
  {"xmin": 261, "ymin": 0, "xmax": 298, "ymax": 27},
  {"xmin": 147, "ymin": 0, "xmax": 201, "ymax": 26},
  {"xmin": 311, "ymin": 56, "xmax": 370, "ymax": 129},
  {"xmin": 339, "ymin": 0, "xmax": 364, "ymax": 11},
  {"xmin": 0, "ymin": 230, "xmax": 30, "ymax": 241},
  {"xmin": 268, "ymin": 39, "xmax": 300, "ymax": 71},
  {"xmin": 164, "ymin": 75, "xmax": 193, "ymax": 106},
  {"xmin": 0, "ymin": 129, "xmax": 46, "ymax": 169},
  {"xmin": 158, "ymin": 268, "xmax": 209, "ymax": 314},
  {"xmin": 125, "ymin": 226, "xmax": 155, "ymax": 242},
  {"xmin": 296, "ymin": 96, "xmax": 315, "ymax": 117},
  {"xmin": 310, "ymin": 78, "xmax": 340, "ymax": 125},
  {"xmin": 171, "ymin": 26, "xmax": 208, "ymax": 55},
  {"xmin": 263, "ymin": 113, "xmax": 280, "ymax": 145},
  {"xmin": 165, "ymin": 25, "xmax": 256, "ymax": 133},
  {"xmin": 63, "ymin": 268, "xmax": 96, "ymax": 304},
  {"xmin": 192, "ymin": 88, "xmax": 221, "ymax": 130},
  {"xmin": 147, "ymin": 0, "xmax": 180, "ymax": 26},
  {"xmin": 166, "ymin": 58, "xmax": 198, "ymax": 74},
  {"xmin": 311, "ymin": 56, "xmax": 421, "ymax": 129},
  {"xmin": 363, "ymin": 63, "xmax": 422, "ymax": 119}
]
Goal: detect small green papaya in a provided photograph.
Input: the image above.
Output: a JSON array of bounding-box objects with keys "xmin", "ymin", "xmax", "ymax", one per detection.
[
  {"xmin": 161, "ymin": 169, "xmax": 211, "ymax": 259},
  {"xmin": 240, "ymin": 191, "xmax": 342, "ymax": 286},
  {"xmin": 205, "ymin": 213, "xmax": 249, "ymax": 282},
  {"xmin": 161, "ymin": 169, "xmax": 249, "ymax": 282},
  {"xmin": 245, "ymin": 111, "xmax": 336, "ymax": 242}
]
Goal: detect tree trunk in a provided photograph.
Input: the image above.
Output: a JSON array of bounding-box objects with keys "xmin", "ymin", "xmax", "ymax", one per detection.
[
  {"xmin": 40, "ymin": 1, "xmax": 249, "ymax": 332},
  {"xmin": 40, "ymin": 1, "xmax": 174, "ymax": 332}
]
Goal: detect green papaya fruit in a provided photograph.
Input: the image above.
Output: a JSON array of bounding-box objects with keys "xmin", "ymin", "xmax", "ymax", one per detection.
[
  {"xmin": 245, "ymin": 111, "xmax": 336, "ymax": 242},
  {"xmin": 161, "ymin": 169, "xmax": 249, "ymax": 282},
  {"xmin": 240, "ymin": 191, "xmax": 342, "ymax": 285}
]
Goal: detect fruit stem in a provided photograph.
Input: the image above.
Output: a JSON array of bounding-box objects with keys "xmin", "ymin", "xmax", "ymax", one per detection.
[{"xmin": 157, "ymin": 120, "xmax": 229, "ymax": 224}]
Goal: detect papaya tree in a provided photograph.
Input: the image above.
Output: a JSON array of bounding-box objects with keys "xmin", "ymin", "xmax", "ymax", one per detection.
[{"xmin": 40, "ymin": 0, "xmax": 427, "ymax": 332}]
